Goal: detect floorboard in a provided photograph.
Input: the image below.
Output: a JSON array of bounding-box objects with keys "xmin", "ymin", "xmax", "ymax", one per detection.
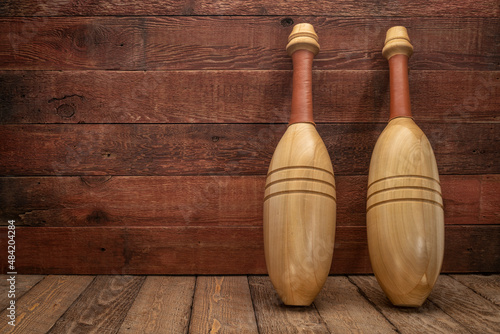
[
  {"xmin": 451, "ymin": 274, "xmax": 500, "ymax": 306},
  {"xmin": 348, "ymin": 275, "xmax": 470, "ymax": 334},
  {"xmin": 428, "ymin": 275, "xmax": 500, "ymax": 334},
  {"xmin": 189, "ymin": 276, "xmax": 258, "ymax": 333},
  {"xmin": 0, "ymin": 275, "xmax": 94, "ymax": 333},
  {"xmin": 0, "ymin": 274, "xmax": 45, "ymax": 310},
  {"xmin": 249, "ymin": 276, "xmax": 330, "ymax": 333},
  {"xmin": 118, "ymin": 276, "xmax": 195, "ymax": 334},
  {"xmin": 315, "ymin": 276, "xmax": 397, "ymax": 333},
  {"xmin": 48, "ymin": 275, "xmax": 145, "ymax": 334},
  {"xmin": 0, "ymin": 274, "xmax": 498, "ymax": 333}
]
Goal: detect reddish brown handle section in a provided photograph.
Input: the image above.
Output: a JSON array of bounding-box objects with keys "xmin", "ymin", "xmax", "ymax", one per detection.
[
  {"xmin": 289, "ymin": 49, "xmax": 315, "ymax": 125},
  {"xmin": 389, "ymin": 54, "xmax": 412, "ymax": 120}
]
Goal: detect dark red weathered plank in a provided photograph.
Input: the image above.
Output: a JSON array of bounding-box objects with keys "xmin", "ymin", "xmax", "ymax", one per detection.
[
  {"xmin": 0, "ymin": 175, "xmax": 495, "ymax": 227},
  {"xmin": 480, "ymin": 174, "xmax": 500, "ymax": 224},
  {"xmin": 0, "ymin": 225, "xmax": 498, "ymax": 274},
  {"xmin": 0, "ymin": 123, "xmax": 498, "ymax": 176},
  {"xmin": 1, "ymin": 17, "xmax": 498, "ymax": 70},
  {"xmin": 1, "ymin": 70, "xmax": 498, "ymax": 124},
  {"xmin": 0, "ymin": 0, "xmax": 497, "ymax": 17},
  {"xmin": 0, "ymin": 176, "xmax": 265, "ymax": 227},
  {"xmin": 0, "ymin": 0, "xmax": 499, "ymax": 17},
  {"xmin": 0, "ymin": 17, "xmax": 145, "ymax": 70}
]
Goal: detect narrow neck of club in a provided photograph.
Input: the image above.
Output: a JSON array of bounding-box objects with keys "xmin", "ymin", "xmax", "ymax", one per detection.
[
  {"xmin": 389, "ymin": 54, "xmax": 412, "ymax": 120},
  {"xmin": 289, "ymin": 50, "xmax": 315, "ymax": 125}
]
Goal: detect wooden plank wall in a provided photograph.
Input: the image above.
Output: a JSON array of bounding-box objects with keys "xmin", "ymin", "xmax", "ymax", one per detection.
[{"xmin": 0, "ymin": 1, "xmax": 499, "ymax": 274}]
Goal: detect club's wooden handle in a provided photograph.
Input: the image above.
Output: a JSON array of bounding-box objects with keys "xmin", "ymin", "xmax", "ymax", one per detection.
[
  {"xmin": 383, "ymin": 26, "xmax": 414, "ymax": 120},
  {"xmin": 286, "ymin": 23, "xmax": 319, "ymax": 125}
]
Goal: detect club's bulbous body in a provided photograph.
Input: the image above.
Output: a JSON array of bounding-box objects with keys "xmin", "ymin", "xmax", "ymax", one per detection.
[
  {"xmin": 264, "ymin": 123, "xmax": 336, "ymax": 306},
  {"xmin": 367, "ymin": 117, "xmax": 444, "ymax": 307}
]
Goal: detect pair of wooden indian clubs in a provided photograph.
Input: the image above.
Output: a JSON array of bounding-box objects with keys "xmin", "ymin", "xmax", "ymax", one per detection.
[{"xmin": 264, "ymin": 24, "xmax": 444, "ymax": 307}]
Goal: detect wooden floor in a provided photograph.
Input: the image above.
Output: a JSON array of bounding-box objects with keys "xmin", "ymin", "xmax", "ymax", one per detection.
[{"xmin": 0, "ymin": 274, "xmax": 498, "ymax": 333}]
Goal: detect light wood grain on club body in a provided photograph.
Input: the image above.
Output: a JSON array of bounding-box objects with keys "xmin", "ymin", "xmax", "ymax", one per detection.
[{"xmin": 367, "ymin": 26, "xmax": 444, "ymax": 307}]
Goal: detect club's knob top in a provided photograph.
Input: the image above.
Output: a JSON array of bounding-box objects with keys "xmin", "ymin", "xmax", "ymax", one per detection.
[
  {"xmin": 286, "ymin": 23, "xmax": 320, "ymax": 56},
  {"xmin": 382, "ymin": 26, "xmax": 413, "ymax": 60}
]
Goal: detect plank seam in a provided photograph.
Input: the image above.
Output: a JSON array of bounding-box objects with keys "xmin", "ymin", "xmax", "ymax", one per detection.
[
  {"xmin": 186, "ymin": 275, "xmax": 198, "ymax": 333},
  {"xmin": 448, "ymin": 275, "xmax": 500, "ymax": 308},
  {"xmin": 426, "ymin": 289, "xmax": 475, "ymax": 334},
  {"xmin": 311, "ymin": 301, "xmax": 332, "ymax": 334},
  {"xmin": 114, "ymin": 276, "xmax": 148, "ymax": 332},
  {"xmin": 346, "ymin": 276, "xmax": 402, "ymax": 334},
  {"xmin": 44, "ymin": 275, "xmax": 98, "ymax": 332},
  {"xmin": 247, "ymin": 276, "xmax": 262, "ymax": 334}
]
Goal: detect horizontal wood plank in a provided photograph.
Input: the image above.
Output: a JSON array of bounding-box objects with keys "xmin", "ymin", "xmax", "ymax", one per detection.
[
  {"xmin": 1, "ymin": 70, "xmax": 498, "ymax": 124},
  {"xmin": 0, "ymin": 275, "xmax": 94, "ymax": 333},
  {"xmin": 442, "ymin": 226, "xmax": 500, "ymax": 273},
  {"xmin": 49, "ymin": 275, "xmax": 146, "ymax": 334},
  {"xmin": 349, "ymin": 275, "xmax": 470, "ymax": 333},
  {"xmin": 480, "ymin": 175, "xmax": 500, "ymax": 224},
  {"xmin": 118, "ymin": 276, "xmax": 196, "ymax": 334},
  {"xmin": 0, "ymin": 225, "xmax": 497, "ymax": 274},
  {"xmin": 1, "ymin": 123, "xmax": 498, "ymax": 176},
  {"xmin": 189, "ymin": 276, "xmax": 258, "ymax": 333},
  {"xmin": 1, "ymin": 0, "xmax": 497, "ymax": 17},
  {"xmin": 2, "ymin": 175, "xmax": 494, "ymax": 227},
  {"xmin": 427, "ymin": 275, "xmax": 500, "ymax": 334},
  {"xmin": 1, "ymin": 17, "xmax": 498, "ymax": 70}
]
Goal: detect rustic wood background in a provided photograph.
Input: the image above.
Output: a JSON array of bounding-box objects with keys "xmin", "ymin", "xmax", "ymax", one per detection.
[{"xmin": 0, "ymin": 1, "xmax": 499, "ymax": 274}]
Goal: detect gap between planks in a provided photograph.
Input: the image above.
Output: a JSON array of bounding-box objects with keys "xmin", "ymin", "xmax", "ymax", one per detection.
[{"xmin": 0, "ymin": 274, "xmax": 498, "ymax": 333}]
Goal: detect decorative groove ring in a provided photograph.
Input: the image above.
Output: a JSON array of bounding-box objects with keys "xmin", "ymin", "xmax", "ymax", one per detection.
[
  {"xmin": 267, "ymin": 165, "xmax": 334, "ymax": 178},
  {"xmin": 265, "ymin": 177, "xmax": 336, "ymax": 191},
  {"xmin": 264, "ymin": 190, "xmax": 337, "ymax": 203},
  {"xmin": 368, "ymin": 175, "xmax": 440, "ymax": 190},
  {"xmin": 366, "ymin": 198, "xmax": 444, "ymax": 212},
  {"xmin": 366, "ymin": 185, "xmax": 442, "ymax": 202}
]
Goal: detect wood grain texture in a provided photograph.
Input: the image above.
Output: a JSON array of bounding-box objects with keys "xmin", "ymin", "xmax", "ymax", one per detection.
[
  {"xmin": 189, "ymin": 276, "xmax": 258, "ymax": 333},
  {"xmin": 1, "ymin": 0, "xmax": 497, "ymax": 17},
  {"xmin": 0, "ymin": 123, "xmax": 498, "ymax": 176},
  {"xmin": 451, "ymin": 274, "xmax": 500, "ymax": 307},
  {"xmin": 0, "ymin": 274, "xmax": 45, "ymax": 310},
  {"xmin": 367, "ymin": 117, "xmax": 444, "ymax": 307},
  {"xmin": 1, "ymin": 70, "xmax": 498, "ymax": 124},
  {"xmin": 0, "ymin": 275, "xmax": 94, "ymax": 333},
  {"xmin": 1, "ymin": 17, "xmax": 498, "ymax": 70},
  {"xmin": 49, "ymin": 275, "xmax": 146, "ymax": 334},
  {"xmin": 264, "ymin": 123, "xmax": 336, "ymax": 305},
  {"xmin": 118, "ymin": 276, "xmax": 195, "ymax": 334},
  {"xmin": 248, "ymin": 276, "xmax": 330, "ymax": 333},
  {"xmin": 0, "ymin": 17, "xmax": 146, "ymax": 71},
  {"xmin": 314, "ymin": 276, "xmax": 397, "ymax": 333},
  {"xmin": 0, "ymin": 176, "xmax": 265, "ymax": 227},
  {"xmin": 0, "ymin": 226, "xmax": 496, "ymax": 274},
  {"xmin": 0, "ymin": 226, "xmax": 267, "ymax": 275},
  {"xmin": 427, "ymin": 275, "xmax": 500, "ymax": 334},
  {"xmin": 442, "ymin": 225, "xmax": 500, "ymax": 273},
  {"xmin": 349, "ymin": 275, "xmax": 470, "ymax": 334},
  {"xmin": 0, "ymin": 175, "xmax": 494, "ymax": 227},
  {"xmin": 480, "ymin": 174, "xmax": 500, "ymax": 224}
]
